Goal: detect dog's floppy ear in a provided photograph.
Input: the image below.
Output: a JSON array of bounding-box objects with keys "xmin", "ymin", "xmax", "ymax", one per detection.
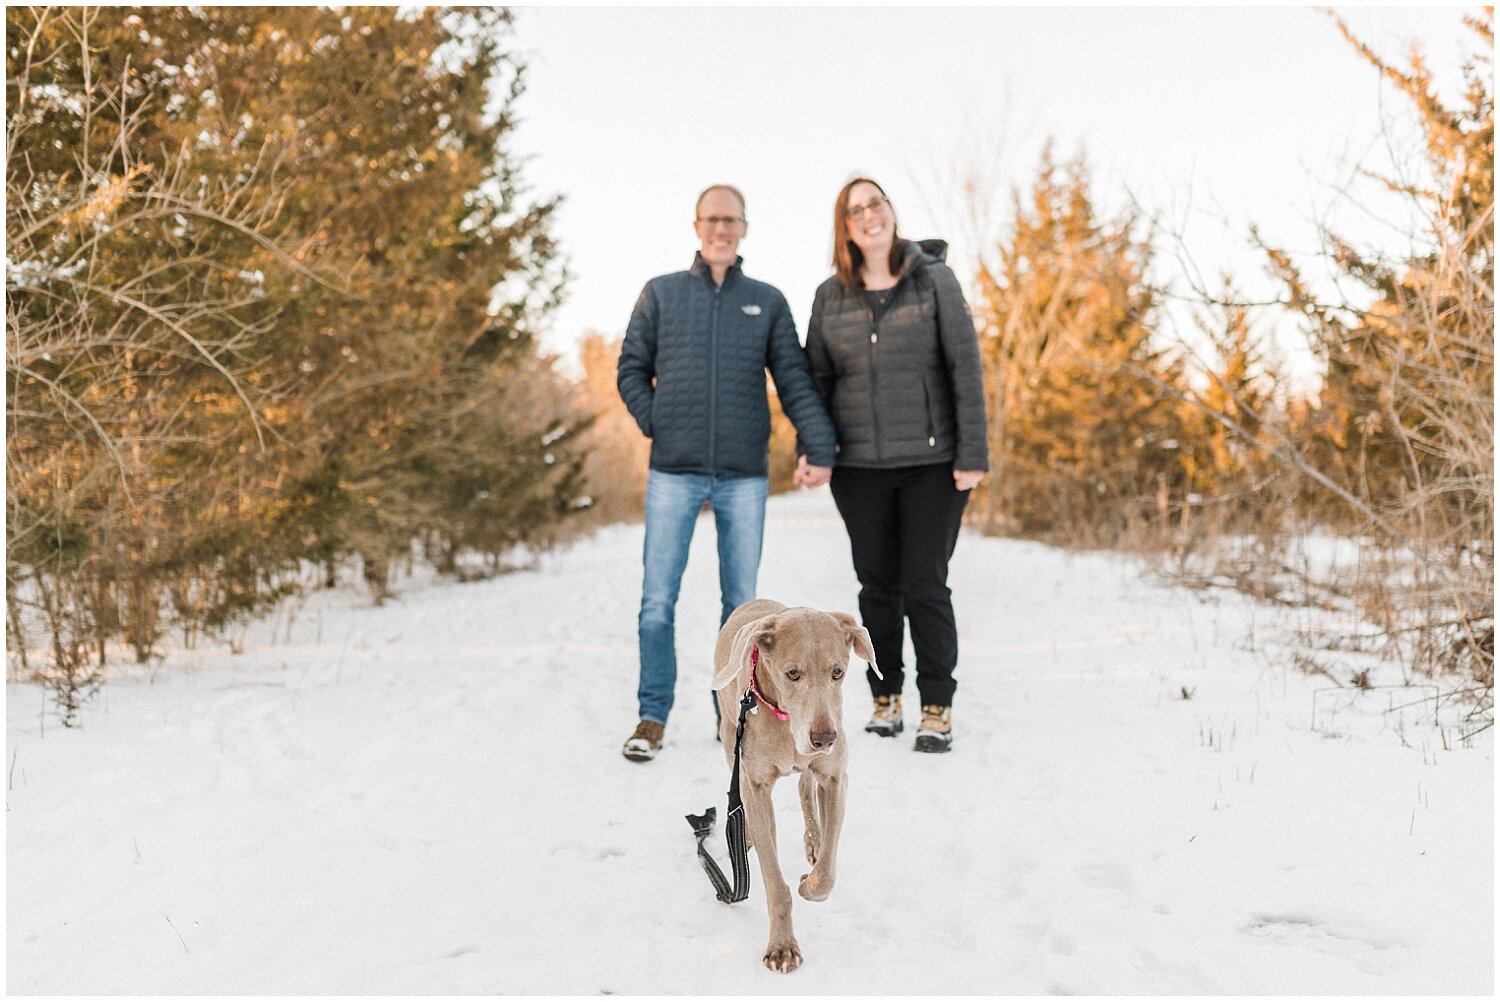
[
  {"xmin": 711, "ymin": 614, "xmax": 779, "ymax": 690},
  {"xmin": 830, "ymin": 611, "xmax": 881, "ymax": 680}
]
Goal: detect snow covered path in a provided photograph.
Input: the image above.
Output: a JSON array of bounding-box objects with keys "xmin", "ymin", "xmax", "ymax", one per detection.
[{"xmin": 6, "ymin": 490, "xmax": 1492, "ymax": 993}]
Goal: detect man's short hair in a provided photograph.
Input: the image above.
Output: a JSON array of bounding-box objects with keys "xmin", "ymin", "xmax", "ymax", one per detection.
[{"xmin": 696, "ymin": 184, "xmax": 746, "ymax": 218}]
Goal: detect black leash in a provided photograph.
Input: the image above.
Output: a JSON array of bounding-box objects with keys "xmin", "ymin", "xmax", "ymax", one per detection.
[{"xmin": 686, "ymin": 688, "xmax": 757, "ymax": 904}]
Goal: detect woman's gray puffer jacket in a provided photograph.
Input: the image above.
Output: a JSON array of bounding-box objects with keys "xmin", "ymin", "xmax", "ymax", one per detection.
[{"xmin": 805, "ymin": 238, "xmax": 990, "ymax": 471}]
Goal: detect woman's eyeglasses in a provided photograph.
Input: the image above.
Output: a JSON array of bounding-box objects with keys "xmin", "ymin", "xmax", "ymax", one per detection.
[{"xmin": 846, "ymin": 195, "xmax": 889, "ymax": 220}]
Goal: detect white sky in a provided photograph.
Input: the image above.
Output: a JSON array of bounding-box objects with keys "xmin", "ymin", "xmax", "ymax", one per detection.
[{"xmin": 509, "ymin": 6, "xmax": 1478, "ymax": 374}]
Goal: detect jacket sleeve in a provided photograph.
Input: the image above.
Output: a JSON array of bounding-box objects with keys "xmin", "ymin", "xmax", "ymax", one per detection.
[
  {"xmin": 766, "ymin": 292, "xmax": 837, "ymax": 468},
  {"xmin": 803, "ymin": 284, "xmax": 836, "ymax": 409},
  {"xmin": 617, "ymin": 283, "xmax": 659, "ymax": 438},
  {"xmin": 930, "ymin": 264, "xmax": 991, "ymax": 472}
]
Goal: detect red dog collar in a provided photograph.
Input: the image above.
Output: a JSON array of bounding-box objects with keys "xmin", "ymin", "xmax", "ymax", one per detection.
[{"xmin": 748, "ymin": 645, "xmax": 790, "ymax": 722}]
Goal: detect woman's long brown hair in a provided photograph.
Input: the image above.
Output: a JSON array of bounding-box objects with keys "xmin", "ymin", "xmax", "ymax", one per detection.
[{"xmin": 832, "ymin": 177, "xmax": 903, "ymax": 292}]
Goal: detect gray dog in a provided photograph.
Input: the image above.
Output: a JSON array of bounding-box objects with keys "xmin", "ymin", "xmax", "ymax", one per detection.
[{"xmin": 710, "ymin": 598, "xmax": 879, "ymax": 973}]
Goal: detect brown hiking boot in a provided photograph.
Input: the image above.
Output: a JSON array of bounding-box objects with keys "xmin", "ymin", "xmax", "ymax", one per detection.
[
  {"xmin": 914, "ymin": 705, "xmax": 953, "ymax": 753},
  {"xmin": 864, "ymin": 694, "xmax": 903, "ymax": 737},
  {"xmin": 622, "ymin": 719, "xmax": 665, "ymax": 762}
]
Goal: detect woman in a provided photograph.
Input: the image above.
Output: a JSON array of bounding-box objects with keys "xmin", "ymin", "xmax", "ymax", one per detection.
[{"xmin": 801, "ymin": 177, "xmax": 989, "ymax": 753}]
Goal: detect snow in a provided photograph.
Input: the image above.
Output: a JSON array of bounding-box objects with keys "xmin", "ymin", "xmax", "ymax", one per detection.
[{"xmin": 6, "ymin": 490, "xmax": 1492, "ymax": 993}]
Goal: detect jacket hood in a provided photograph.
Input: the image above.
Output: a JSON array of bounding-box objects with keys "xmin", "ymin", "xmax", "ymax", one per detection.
[{"xmin": 894, "ymin": 238, "xmax": 949, "ymax": 280}]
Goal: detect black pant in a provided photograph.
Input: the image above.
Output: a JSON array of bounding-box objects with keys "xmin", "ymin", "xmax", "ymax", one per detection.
[{"xmin": 829, "ymin": 463, "xmax": 970, "ymax": 707}]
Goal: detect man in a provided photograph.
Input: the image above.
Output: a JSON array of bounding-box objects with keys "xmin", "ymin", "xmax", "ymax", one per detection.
[{"xmin": 616, "ymin": 184, "xmax": 836, "ymax": 762}]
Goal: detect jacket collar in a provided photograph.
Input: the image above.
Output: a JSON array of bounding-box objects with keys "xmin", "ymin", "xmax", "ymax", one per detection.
[
  {"xmin": 845, "ymin": 237, "xmax": 949, "ymax": 303},
  {"xmin": 690, "ymin": 251, "xmax": 744, "ymax": 289}
]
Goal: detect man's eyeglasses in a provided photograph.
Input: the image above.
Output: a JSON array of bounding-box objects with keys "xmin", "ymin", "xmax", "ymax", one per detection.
[
  {"xmin": 845, "ymin": 195, "xmax": 889, "ymax": 220},
  {"xmin": 698, "ymin": 215, "xmax": 746, "ymax": 229}
]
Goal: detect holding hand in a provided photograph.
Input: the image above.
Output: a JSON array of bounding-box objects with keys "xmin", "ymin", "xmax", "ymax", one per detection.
[
  {"xmin": 953, "ymin": 469, "xmax": 984, "ymax": 492},
  {"xmin": 794, "ymin": 455, "xmax": 833, "ymax": 488}
]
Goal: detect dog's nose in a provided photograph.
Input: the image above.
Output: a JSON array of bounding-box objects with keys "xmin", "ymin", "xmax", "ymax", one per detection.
[{"xmin": 809, "ymin": 729, "xmax": 838, "ymax": 751}]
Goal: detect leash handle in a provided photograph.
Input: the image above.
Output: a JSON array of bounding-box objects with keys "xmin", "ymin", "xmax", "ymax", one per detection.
[{"xmin": 686, "ymin": 689, "xmax": 756, "ymax": 903}]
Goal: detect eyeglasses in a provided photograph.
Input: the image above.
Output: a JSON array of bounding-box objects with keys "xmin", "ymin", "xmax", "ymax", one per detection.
[
  {"xmin": 845, "ymin": 195, "xmax": 889, "ymax": 220},
  {"xmin": 697, "ymin": 215, "xmax": 746, "ymax": 229}
]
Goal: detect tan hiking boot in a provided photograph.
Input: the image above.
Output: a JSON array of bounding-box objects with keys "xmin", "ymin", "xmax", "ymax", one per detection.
[
  {"xmin": 622, "ymin": 719, "xmax": 665, "ymax": 762},
  {"xmin": 914, "ymin": 704, "xmax": 953, "ymax": 753},
  {"xmin": 864, "ymin": 694, "xmax": 903, "ymax": 737}
]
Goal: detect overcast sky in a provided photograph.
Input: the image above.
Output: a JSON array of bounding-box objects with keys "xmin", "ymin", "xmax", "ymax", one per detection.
[{"xmin": 508, "ymin": 6, "xmax": 1477, "ymax": 373}]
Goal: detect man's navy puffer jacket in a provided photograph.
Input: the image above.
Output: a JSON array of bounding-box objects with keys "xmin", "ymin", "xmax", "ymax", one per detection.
[{"xmin": 618, "ymin": 254, "xmax": 837, "ymax": 477}]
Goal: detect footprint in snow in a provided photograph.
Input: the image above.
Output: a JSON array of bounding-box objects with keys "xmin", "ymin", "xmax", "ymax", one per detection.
[{"xmin": 1241, "ymin": 914, "xmax": 1406, "ymax": 970}]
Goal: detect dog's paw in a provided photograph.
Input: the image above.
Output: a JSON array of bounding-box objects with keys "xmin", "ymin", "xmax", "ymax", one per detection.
[
  {"xmin": 803, "ymin": 826, "xmax": 820, "ymax": 866},
  {"xmin": 798, "ymin": 871, "xmax": 833, "ymax": 902},
  {"xmin": 763, "ymin": 938, "xmax": 803, "ymax": 973}
]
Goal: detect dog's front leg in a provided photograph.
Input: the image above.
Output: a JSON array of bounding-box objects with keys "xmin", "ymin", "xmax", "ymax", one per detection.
[
  {"xmin": 743, "ymin": 776, "xmax": 801, "ymax": 973},
  {"xmin": 798, "ymin": 768, "xmax": 845, "ymax": 902},
  {"xmin": 797, "ymin": 771, "xmax": 821, "ymax": 866}
]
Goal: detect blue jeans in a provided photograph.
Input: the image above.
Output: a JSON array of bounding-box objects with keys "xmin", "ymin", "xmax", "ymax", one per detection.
[{"xmin": 637, "ymin": 470, "xmax": 769, "ymax": 725}]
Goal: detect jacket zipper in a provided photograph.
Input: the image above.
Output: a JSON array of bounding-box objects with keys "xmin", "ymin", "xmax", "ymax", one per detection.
[
  {"xmin": 709, "ymin": 282, "xmax": 721, "ymax": 471},
  {"xmin": 863, "ymin": 298, "xmax": 882, "ymax": 462}
]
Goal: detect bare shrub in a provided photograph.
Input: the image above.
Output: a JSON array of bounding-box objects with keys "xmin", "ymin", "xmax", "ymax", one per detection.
[{"xmin": 1150, "ymin": 11, "xmax": 1492, "ymax": 689}]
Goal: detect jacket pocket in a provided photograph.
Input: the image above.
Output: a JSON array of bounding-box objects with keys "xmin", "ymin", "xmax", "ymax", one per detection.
[{"xmin": 922, "ymin": 377, "xmax": 937, "ymax": 447}]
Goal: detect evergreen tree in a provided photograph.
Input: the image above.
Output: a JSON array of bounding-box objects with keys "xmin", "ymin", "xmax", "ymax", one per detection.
[
  {"xmin": 7, "ymin": 7, "xmax": 587, "ymax": 712},
  {"xmin": 976, "ymin": 147, "xmax": 1180, "ymax": 543}
]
